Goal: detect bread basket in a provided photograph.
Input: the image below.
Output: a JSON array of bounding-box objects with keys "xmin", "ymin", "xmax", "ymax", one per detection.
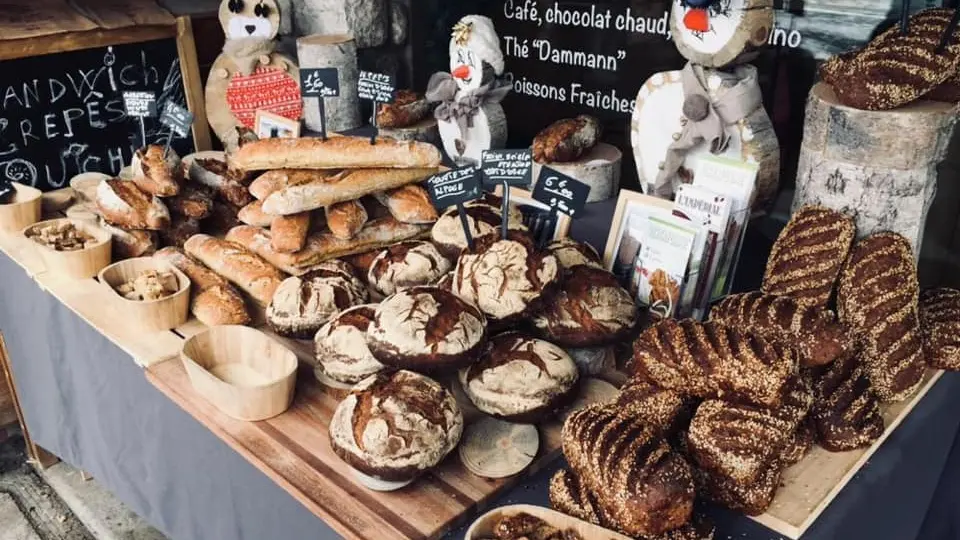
[
  {"xmin": 0, "ymin": 182, "xmax": 42, "ymax": 232},
  {"xmin": 465, "ymin": 504, "xmax": 631, "ymax": 540},
  {"xmin": 181, "ymin": 326, "xmax": 298, "ymax": 421},
  {"xmin": 98, "ymin": 257, "xmax": 191, "ymax": 333},
  {"xmin": 22, "ymin": 218, "xmax": 112, "ymax": 279}
]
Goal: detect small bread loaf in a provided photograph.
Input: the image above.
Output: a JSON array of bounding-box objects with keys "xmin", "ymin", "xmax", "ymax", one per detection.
[
  {"xmin": 376, "ymin": 90, "xmax": 432, "ymax": 128},
  {"xmin": 262, "ymin": 168, "xmax": 437, "ymax": 215},
  {"xmin": 693, "ymin": 460, "xmax": 781, "ymax": 516},
  {"xmin": 532, "ymin": 115, "xmax": 601, "ymax": 163},
  {"xmin": 762, "ymin": 205, "xmax": 855, "ymax": 308},
  {"xmin": 710, "ymin": 291, "xmax": 848, "ymax": 367},
  {"xmin": 325, "ymin": 200, "xmax": 368, "ymax": 240},
  {"xmin": 183, "ymin": 234, "xmax": 284, "ymax": 305},
  {"xmin": 630, "ymin": 319, "xmax": 797, "ymax": 409},
  {"xmin": 159, "ymin": 215, "xmax": 200, "ymax": 248},
  {"xmin": 229, "ymin": 135, "xmax": 443, "ymax": 171},
  {"xmin": 188, "ymin": 157, "xmax": 253, "ymax": 207},
  {"xmin": 782, "ymin": 420, "xmax": 816, "ymax": 466},
  {"xmin": 616, "ymin": 377, "xmax": 690, "ymax": 433},
  {"xmin": 248, "ymin": 169, "xmax": 340, "ymax": 201},
  {"xmin": 431, "ymin": 203, "xmax": 526, "ymax": 258},
  {"xmin": 131, "ymin": 145, "xmax": 181, "ymax": 197},
  {"xmin": 266, "ymin": 261, "xmax": 368, "ymax": 339},
  {"xmin": 367, "ymin": 241, "xmax": 452, "ymax": 296},
  {"xmin": 809, "ymin": 350, "xmax": 884, "ymax": 451},
  {"xmin": 314, "ymin": 305, "xmax": 386, "ymax": 385},
  {"xmin": 545, "ymin": 237, "xmax": 602, "ymax": 270},
  {"xmin": 838, "ymin": 232, "xmax": 926, "ymax": 402},
  {"xmin": 99, "ymin": 219, "xmax": 158, "ymax": 260},
  {"xmin": 167, "ymin": 184, "xmax": 213, "ymax": 219},
  {"xmin": 920, "ymin": 287, "xmax": 960, "ymax": 370},
  {"xmin": 270, "ymin": 212, "xmax": 310, "ymax": 253},
  {"xmin": 96, "ymin": 179, "xmax": 170, "ymax": 230},
  {"xmin": 376, "ymin": 185, "xmax": 439, "ymax": 224},
  {"xmin": 238, "ymin": 200, "xmax": 275, "ymax": 227},
  {"xmin": 154, "ymin": 247, "xmax": 251, "ymax": 326}
]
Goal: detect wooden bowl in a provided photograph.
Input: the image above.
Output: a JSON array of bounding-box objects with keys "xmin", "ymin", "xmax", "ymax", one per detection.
[
  {"xmin": 98, "ymin": 257, "xmax": 191, "ymax": 333},
  {"xmin": 0, "ymin": 182, "xmax": 42, "ymax": 232},
  {"xmin": 70, "ymin": 172, "xmax": 110, "ymax": 203},
  {"xmin": 181, "ymin": 326, "xmax": 298, "ymax": 421},
  {"xmin": 465, "ymin": 504, "xmax": 631, "ymax": 540},
  {"xmin": 22, "ymin": 218, "xmax": 112, "ymax": 279}
]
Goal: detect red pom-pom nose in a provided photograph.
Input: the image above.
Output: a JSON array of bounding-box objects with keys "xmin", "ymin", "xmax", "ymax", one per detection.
[
  {"xmin": 683, "ymin": 8, "xmax": 710, "ymax": 32},
  {"xmin": 452, "ymin": 65, "xmax": 471, "ymax": 79}
]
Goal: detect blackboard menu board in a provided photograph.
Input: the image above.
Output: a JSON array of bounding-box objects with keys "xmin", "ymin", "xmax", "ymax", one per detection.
[{"xmin": 0, "ymin": 38, "xmax": 193, "ymax": 191}]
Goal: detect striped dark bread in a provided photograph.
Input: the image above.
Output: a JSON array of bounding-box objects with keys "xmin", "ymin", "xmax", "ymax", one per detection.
[
  {"xmin": 629, "ymin": 319, "xmax": 797, "ymax": 409},
  {"xmin": 617, "ymin": 377, "xmax": 691, "ymax": 433},
  {"xmin": 809, "ymin": 350, "xmax": 884, "ymax": 451},
  {"xmin": 762, "ymin": 205, "xmax": 855, "ymax": 309},
  {"xmin": 693, "ymin": 460, "xmax": 781, "ymax": 516},
  {"xmin": 837, "ymin": 232, "xmax": 926, "ymax": 402},
  {"xmin": 710, "ymin": 291, "xmax": 849, "ymax": 367},
  {"xmin": 919, "ymin": 287, "xmax": 960, "ymax": 370},
  {"xmin": 561, "ymin": 404, "xmax": 695, "ymax": 537},
  {"xmin": 782, "ymin": 419, "xmax": 815, "ymax": 466}
]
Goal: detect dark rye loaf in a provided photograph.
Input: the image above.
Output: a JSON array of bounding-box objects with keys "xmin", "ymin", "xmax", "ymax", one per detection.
[
  {"xmin": 809, "ymin": 350, "xmax": 885, "ymax": 451},
  {"xmin": 919, "ymin": 287, "xmax": 960, "ymax": 370}
]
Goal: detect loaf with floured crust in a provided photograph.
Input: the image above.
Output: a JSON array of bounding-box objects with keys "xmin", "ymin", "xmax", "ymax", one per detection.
[
  {"xmin": 262, "ymin": 168, "xmax": 437, "ymax": 215},
  {"xmin": 266, "ymin": 261, "xmax": 368, "ymax": 339},
  {"xmin": 375, "ymin": 184, "xmax": 438, "ymax": 224},
  {"xmin": 325, "ymin": 200, "xmax": 368, "ymax": 240},
  {"xmin": 229, "ymin": 135, "xmax": 443, "ymax": 171},
  {"xmin": 238, "ymin": 200, "xmax": 275, "ymax": 227},
  {"xmin": 809, "ymin": 350, "xmax": 884, "ymax": 451},
  {"xmin": 545, "ymin": 237, "xmax": 602, "ymax": 270},
  {"xmin": 762, "ymin": 205, "xmax": 855, "ymax": 308},
  {"xmin": 183, "ymin": 234, "xmax": 284, "ymax": 305},
  {"xmin": 96, "ymin": 179, "xmax": 171, "ymax": 230},
  {"xmin": 431, "ymin": 203, "xmax": 527, "ymax": 258},
  {"xmin": 98, "ymin": 218, "xmax": 158, "ymax": 260},
  {"xmin": 919, "ymin": 287, "xmax": 960, "ymax": 370},
  {"xmin": 154, "ymin": 247, "xmax": 251, "ymax": 326},
  {"xmin": 837, "ymin": 232, "xmax": 926, "ymax": 401},
  {"xmin": 630, "ymin": 319, "xmax": 797, "ymax": 409},
  {"xmin": 248, "ymin": 169, "xmax": 339, "ymax": 200},
  {"xmin": 131, "ymin": 145, "xmax": 180, "ymax": 197},
  {"xmin": 710, "ymin": 291, "xmax": 848, "ymax": 367},
  {"xmin": 314, "ymin": 305, "xmax": 386, "ymax": 385},
  {"xmin": 367, "ymin": 241, "xmax": 452, "ymax": 296},
  {"xmin": 270, "ymin": 212, "xmax": 310, "ymax": 253}
]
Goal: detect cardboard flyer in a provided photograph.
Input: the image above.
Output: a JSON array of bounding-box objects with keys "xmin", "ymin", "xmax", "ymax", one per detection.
[
  {"xmin": 633, "ymin": 214, "xmax": 698, "ymax": 320},
  {"xmin": 673, "ymin": 184, "xmax": 733, "ymax": 319}
]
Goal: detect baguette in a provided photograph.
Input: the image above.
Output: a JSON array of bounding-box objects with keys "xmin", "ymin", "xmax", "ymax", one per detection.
[
  {"xmin": 248, "ymin": 169, "xmax": 340, "ymax": 200},
  {"xmin": 183, "ymin": 234, "xmax": 284, "ymax": 305},
  {"xmin": 225, "ymin": 219, "xmax": 430, "ymax": 275},
  {"xmin": 262, "ymin": 168, "xmax": 437, "ymax": 215},
  {"xmin": 154, "ymin": 246, "xmax": 251, "ymax": 326},
  {"xmin": 238, "ymin": 200, "xmax": 275, "ymax": 227},
  {"xmin": 270, "ymin": 212, "xmax": 310, "ymax": 253},
  {"xmin": 228, "ymin": 135, "xmax": 442, "ymax": 171},
  {"xmin": 375, "ymin": 184, "xmax": 439, "ymax": 224},
  {"xmin": 188, "ymin": 157, "xmax": 253, "ymax": 207},
  {"xmin": 131, "ymin": 145, "xmax": 181, "ymax": 197},
  {"xmin": 96, "ymin": 179, "xmax": 170, "ymax": 230},
  {"xmin": 325, "ymin": 200, "xmax": 368, "ymax": 240}
]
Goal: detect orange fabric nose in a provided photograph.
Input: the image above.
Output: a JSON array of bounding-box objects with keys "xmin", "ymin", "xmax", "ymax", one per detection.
[
  {"xmin": 452, "ymin": 65, "xmax": 471, "ymax": 79},
  {"xmin": 683, "ymin": 8, "xmax": 710, "ymax": 32}
]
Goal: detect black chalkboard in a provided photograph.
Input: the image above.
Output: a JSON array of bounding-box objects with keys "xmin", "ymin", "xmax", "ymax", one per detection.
[
  {"xmin": 481, "ymin": 149, "xmax": 532, "ymax": 188},
  {"xmin": 358, "ymin": 71, "xmax": 396, "ymax": 104},
  {"xmin": 160, "ymin": 101, "xmax": 194, "ymax": 138},
  {"xmin": 300, "ymin": 68, "xmax": 340, "ymax": 98},
  {"xmin": 532, "ymin": 166, "xmax": 590, "ymax": 217},
  {"xmin": 0, "ymin": 38, "xmax": 193, "ymax": 191},
  {"xmin": 426, "ymin": 166, "xmax": 481, "ymax": 208}
]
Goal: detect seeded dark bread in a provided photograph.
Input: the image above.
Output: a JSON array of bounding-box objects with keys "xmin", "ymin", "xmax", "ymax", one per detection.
[
  {"xmin": 629, "ymin": 319, "xmax": 797, "ymax": 409},
  {"xmin": 367, "ymin": 286, "xmax": 487, "ymax": 371},
  {"xmin": 549, "ymin": 468, "xmax": 608, "ymax": 528},
  {"xmin": 693, "ymin": 460, "xmax": 781, "ymax": 516},
  {"xmin": 919, "ymin": 287, "xmax": 960, "ymax": 370},
  {"xmin": 328, "ymin": 370, "xmax": 463, "ymax": 482},
  {"xmin": 809, "ymin": 350, "xmax": 884, "ymax": 451},
  {"xmin": 266, "ymin": 260, "xmax": 368, "ymax": 339},
  {"xmin": 762, "ymin": 205, "xmax": 855, "ymax": 308},
  {"xmin": 367, "ymin": 241, "xmax": 452, "ymax": 296},
  {"xmin": 837, "ymin": 232, "xmax": 926, "ymax": 401},
  {"xmin": 710, "ymin": 291, "xmax": 848, "ymax": 367},
  {"xmin": 782, "ymin": 419, "xmax": 816, "ymax": 466},
  {"xmin": 532, "ymin": 115, "xmax": 602, "ymax": 163},
  {"xmin": 616, "ymin": 377, "xmax": 692, "ymax": 434}
]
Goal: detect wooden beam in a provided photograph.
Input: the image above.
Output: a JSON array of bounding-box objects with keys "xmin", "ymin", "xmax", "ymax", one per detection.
[
  {"xmin": 0, "ymin": 25, "xmax": 178, "ymax": 62},
  {"xmin": 176, "ymin": 16, "xmax": 213, "ymax": 152}
]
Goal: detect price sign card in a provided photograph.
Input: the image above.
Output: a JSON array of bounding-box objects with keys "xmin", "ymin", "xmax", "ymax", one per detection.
[
  {"xmin": 532, "ymin": 167, "xmax": 591, "ymax": 217},
  {"xmin": 426, "ymin": 166, "xmax": 481, "ymax": 209},
  {"xmin": 358, "ymin": 71, "xmax": 396, "ymax": 103},
  {"xmin": 160, "ymin": 101, "xmax": 195, "ymax": 138},
  {"xmin": 123, "ymin": 91, "xmax": 157, "ymax": 118},
  {"xmin": 481, "ymin": 149, "xmax": 532, "ymax": 188},
  {"xmin": 300, "ymin": 68, "xmax": 340, "ymax": 97}
]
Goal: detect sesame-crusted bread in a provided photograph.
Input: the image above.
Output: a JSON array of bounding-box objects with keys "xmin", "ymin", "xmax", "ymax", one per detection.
[
  {"xmin": 837, "ymin": 232, "xmax": 926, "ymax": 402},
  {"xmin": 919, "ymin": 287, "xmax": 960, "ymax": 370},
  {"xmin": 616, "ymin": 377, "xmax": 691, "ymax": 433},
  {"xmin": 710, "ymin": 291, "xmax": 849, "ymax": 367},
  {"xmin": 761, "ymin": 205, "xmax": 855, "ymax": 309},
  {"xmin": 782, "ymin": 419, "xmax": 816, "ymax": 466},
  {"xmin": 693, "ymin": 459, "xmax": 781, "ymax": 516},
  {"xmin": 809, "ymin": 350, "xmax": 884, "ymax": 452}
]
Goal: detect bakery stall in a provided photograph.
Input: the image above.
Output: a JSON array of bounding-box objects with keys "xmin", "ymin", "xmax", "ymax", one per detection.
[{"xmin": 2, "ymin": 2, "xmax": 960, "ymax": 540}]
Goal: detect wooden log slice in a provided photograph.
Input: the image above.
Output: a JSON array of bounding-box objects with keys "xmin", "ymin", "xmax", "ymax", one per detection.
[
  {"xmin": 669, "ymin": 0, "xmax": 774, "ymax": 68},
  {"xmin": 296, "ymin": 34, "xmax": 362, "ymax": 133},
  {"xmin": 438, "ymin": 102, "xmax": 507, "ymax": 167},
  {"xmin": 459, "ymin": 418, "xmax": 539, "ymax": 479},
  {"xmin": 531, "ymin": 143, "xmax": 622, "ymax": 203}
]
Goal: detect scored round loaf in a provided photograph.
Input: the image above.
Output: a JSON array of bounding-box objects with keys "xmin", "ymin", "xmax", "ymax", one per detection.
[
  {"xmin": 544, "ymin": 237, "xmax": 602, "ymax": 270},
  {"xmin": 314, "ymin": 304, "xmax": 386, "ymax": 385},
  {"xmin": 367, "ymin": 241, "xmax": 452, "ymax": 296},
  {"xmin": 459, "ymin": 332, "xmax": 579, "ymax": 423},
  {"xmin": 366, "ymin": 286, "xmax": 487, "ymax": 371},
  {"xmin": 532, "ymin": 265, "xmax": 637, "ymax": 348},
  {"xmin": 919, "ymin": 287, "xmax": 960, "ymax": 370},
  {"xmin": 329, "ymin": 370, "xmax": 463, "ymax": 482},
  {"xmin": 96, "ymin": 179, "xmax": 171, "ymax": 230},
  {"xmin": 131, "ymin": 145, "xmax": 181, "ymax": 197},
  {"xmin": 453, "ymin": 231, "xmax": 560, "ymax": 324},
  {"xmin": 430, "ymin": 203, "xmax": 527, "ymax": 259},
  {"xmin": 266, "ymin": 260, "xmax": 368, "ymax": 339}
]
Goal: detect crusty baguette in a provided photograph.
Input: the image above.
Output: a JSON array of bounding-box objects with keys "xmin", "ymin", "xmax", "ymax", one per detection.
[
  {"xmin": 375, "ymin": 184, "xmax": 438, "ymax": 224},
  {"xmin": 325, "ymin": 200, "xmax": 368, "ymax": 240},
  {"xmin": 248, "ymin": 169, "xmax": 339, "ymax": 200},
  {"xmin": 155, "ymin": 246, "xmax": 232, "ymax": 290},
  {"xmin": 228, "ymin": 135, "xmax": 442, "ymax": 171},
  {"xmin": 154, "ymin": 246, "xmax": 251, "ymax": 326},
  {"xmin": 132, "ymin": 145, "xmax": 181, "ymax": 197},
  {"xmin": 183, "ymin": 234, "xmax": 284, "ymax": 305},
  {"xmin": 96, "ymin": 179, "xmax": 170, "ymax": 230},
  {"xmin": 270, "ymin": 212, "xmax": 310, "ymax": 253},
  {"xmin": 226, "ymin": 219, "xmax": 430, "ymax": 275},
  {"xmin": 238, "ymin": 200, "xmax": 275, "ymax": 227},
  {"xmin": 262, "ymin": 168, "xmax": 437, "ymax": 215}
]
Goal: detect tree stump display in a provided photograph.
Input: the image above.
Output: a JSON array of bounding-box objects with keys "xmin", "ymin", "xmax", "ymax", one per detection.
[
  {"xmin": 296, "ymin": 34, "xmax": 362, "ymax": 133},
  {"xmin": 794, "ymin": 83, "xmax": 959, "ymax": 253},
  {"xmin": 379, "ymin": 117, "xmax": 441, "ymax": 145},
  {"xmin": 292, "ymin": 0, "xmax": 387, "ymax": 48},
  {"xmin": 531, "ymin": 143, "xmax": 622, "ymax": 203}
]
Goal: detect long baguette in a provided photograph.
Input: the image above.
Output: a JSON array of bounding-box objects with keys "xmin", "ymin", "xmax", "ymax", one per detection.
[
  {"xmin": 228, "ymin": 136, "xmax": 442, "ymax": 171},
  {"xmin": 248, "ymin": 169, "xmax": 340, "ymax": 200},
  {"xmin": 183, "ymin": 234, "xmax": 284, "ymax": 305},
  {"xmin": 154, "ymin": 246, "xmax": 251, "ymax": 326},
  {"xmin": 261, "ymin": 168, "xmax": 437, "ymax": 215}
]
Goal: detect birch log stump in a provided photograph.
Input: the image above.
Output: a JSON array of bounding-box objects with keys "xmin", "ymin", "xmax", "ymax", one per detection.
[
  {"xmin": 794, "ymin": 83, "xmax": 959, "ymax": 254},
  {"xmin": 296, "ymin": 34, "xmax": 362, "ymax": 133},
  {"xmin": 531, "ymin": 143, "xmax": 622, "ymax": 202}
]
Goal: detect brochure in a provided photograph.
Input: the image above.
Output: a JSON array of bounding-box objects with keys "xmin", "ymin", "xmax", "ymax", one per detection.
[
  {"xmin": 633, "ymin": 214, "xmax": 698, "ymax": 320},
  {"xmin": 673, "ymin": 184, "xmax": 733, "ymax": 319}
]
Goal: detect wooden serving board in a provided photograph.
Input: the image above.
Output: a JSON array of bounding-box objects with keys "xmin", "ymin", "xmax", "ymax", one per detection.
[
  {"xmin": 752, "ymin": 370, "xmax": 943, "ymax": 539},
  {"xmin": 146, "ymin": 358, "xmax": 568, "ymax": 540}
]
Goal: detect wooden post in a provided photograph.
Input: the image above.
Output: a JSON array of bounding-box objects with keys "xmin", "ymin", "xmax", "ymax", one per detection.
[
  {"xmin": 297, "ymin": 34, "xmax": 362, "ymax": 133},
  {"xmin": 793, "ymin": 83, "xmax": 959, "ymax": 254},
  {"xmin": 175, "ymin": 16, "xmax": 213, "ymax": 152}
]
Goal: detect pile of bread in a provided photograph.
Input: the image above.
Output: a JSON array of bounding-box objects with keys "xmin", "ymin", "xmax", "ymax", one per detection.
[{"xmin": 545, "ymin": 204, "xmax": 960, "ymax": 539}]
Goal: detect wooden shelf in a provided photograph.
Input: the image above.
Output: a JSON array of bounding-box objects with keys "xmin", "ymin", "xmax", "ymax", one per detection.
[{"xmin": 0, "ymin": 25, "xmax": 178, "ymax": 62}]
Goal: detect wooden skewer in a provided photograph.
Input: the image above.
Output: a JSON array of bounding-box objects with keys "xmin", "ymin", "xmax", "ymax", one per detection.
[{"xmin": 936, "ymin": 8, "xmax": 960, "ymax": 54}]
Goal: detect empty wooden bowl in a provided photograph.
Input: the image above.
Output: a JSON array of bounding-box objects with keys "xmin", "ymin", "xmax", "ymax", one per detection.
[
  {"xmin": 70, "ymin": 172, "xmax": 109, "ymax": 204},
  {"xmin": 22, "ymin": 218, "xmax": 112, "ymax": 279},
  {"xmin": 181, "ymin": 326, "xmax": 298, "ymax": 421},
  {"xmin": 0, "ymin": 182, "xmax": 42, "ymax": 232},
  {"xmin": 98, "ymin": 257, "xmax": 191, "ymax": 333}
]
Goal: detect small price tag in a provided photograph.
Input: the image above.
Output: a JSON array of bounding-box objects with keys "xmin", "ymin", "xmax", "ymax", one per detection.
[
  {"xmin": 123, "ymin": 91, "xmax": 157, "ymax": 118},
  {"xmin": 300, "ymin": 68, "xmax": 340, "ymax": 97},
  {"xmin": 425, "ymin": 166, "xmax": 481, "ymax": 209},
  {"xmin": 160, "ymin": 101, "xmax": 195, "ymax": 138},
  {"xmin": 358, "ymin": 71, "xmax": 396, "ymax": 104},
  {"xmin": 532, "ymin": 167, "xmax": 591, "ymax": 217},
  {"xmin": 481, "ymin": 149, "xmax": 532, "ymax": 188}
]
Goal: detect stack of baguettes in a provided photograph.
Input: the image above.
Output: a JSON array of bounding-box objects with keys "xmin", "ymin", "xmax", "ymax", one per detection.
[{"xmin": 222, "ymin": 135, "xmax": 444, "ymax": 275}]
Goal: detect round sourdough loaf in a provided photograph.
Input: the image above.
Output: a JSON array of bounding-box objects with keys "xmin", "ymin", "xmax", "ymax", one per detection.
[
  {"xmin": 266, "ymin": 260, "xmax": 368, "ymax": 339},
  {"xmin": 430, "ymin": 203, "xmax": 526, "ymax": 258},
  {"xmin": 367, "ymin": 286, "xmax": 487, "ymax": 370},
  {"xmin": 452, "ymin": 231, "xmax": 559, "ymax": 325},
  {"xmin": 367, "ymin": 241, "xmax": 452, "ymax": 296},
  {"xmin": 545, "ymin": 237, "xmax": 602, "ymax": 270},
  {"xmin": 314, "ymin": 304, "xmax": 386, "ymax": 385},
  {"xmin": 459, "ymin": 332, "xmax": 579, "ymax": 423},
  {"xmin": 533, "ymin": 265, "xmax": 637, "ymax": 348},
  {"xmin": 329, "ymin": 369, "xmax": 463, "ymax": 482}
]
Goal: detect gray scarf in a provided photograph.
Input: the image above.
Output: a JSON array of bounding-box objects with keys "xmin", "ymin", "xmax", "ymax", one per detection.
[{"xmin": 426, "ymin": 71, "xmax": 511, "ymax": 139}]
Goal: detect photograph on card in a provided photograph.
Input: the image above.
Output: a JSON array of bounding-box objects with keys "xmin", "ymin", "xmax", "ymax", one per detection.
[
  {"xmin": 255, "ymin": 110, "xmax": 301, "ymax": 139},
  {"xmin": 603, "ymin": 189, "xmax": 674, "ymax": 287}
]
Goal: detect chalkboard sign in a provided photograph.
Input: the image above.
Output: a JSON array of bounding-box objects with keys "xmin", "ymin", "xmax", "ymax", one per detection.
[
  {"xmin": 123, "ymin": 91, "xmax": 157, "ymax": 118},
  {"xmin": 0, "ymin": 39, "xmax": 193, "ymax": 191},
  {"xmin": 426, "ymin": 166, "xmax": 481, "ymax": 208},
  {"xmin": 160, "ymin": 101, "xmax": 194, "ymax": 138},
  {"xmin": 532, "ymin": 167, "xmax": 590, "ymax": 217},
  {"xmin": 358, "ymin": 71, "xmax": 396, "ymax": 104},
  {"xmin": 481, "ymin": 149, "xmax": 532, "ymax": 188},
  {"xmin": 300, "ymin": 68, "xmax": 340, "ymax": 98}
]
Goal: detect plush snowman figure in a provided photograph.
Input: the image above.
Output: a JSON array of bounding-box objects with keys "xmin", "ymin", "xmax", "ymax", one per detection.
[{"xmin": 426, "ymin": 15, "xmax": 510, "ymax": 166}]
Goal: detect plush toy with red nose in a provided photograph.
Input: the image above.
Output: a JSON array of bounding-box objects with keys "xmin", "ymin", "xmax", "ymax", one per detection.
[{"xmin": 680, "ymin": 0, "xmax": 717, "ymax": 33}]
